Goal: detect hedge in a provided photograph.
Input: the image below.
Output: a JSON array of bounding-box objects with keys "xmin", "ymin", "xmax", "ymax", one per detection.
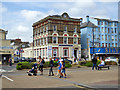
[
  {"xmin": 16, "ymin": 62, "xmax": 34, "ymax": 70},
  {"xmin": 16, "ymin": 61, "xmax": 72, "ymax": 70},
  {"xmin": 105, "ymin": 61, "xmax": 117, "ymax": 65},
  {"xmin": 78, "ymin": 60, "xmax": 101, "ymax": 67}
]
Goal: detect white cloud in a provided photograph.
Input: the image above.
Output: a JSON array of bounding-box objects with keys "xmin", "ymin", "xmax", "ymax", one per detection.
[
  {"xmin": 20, "ymin": 10, "xmax": 46, "ymax": 22},
  {"xmin": 16, "ymin": 25, "xmax": 29, "ymax": 32}
]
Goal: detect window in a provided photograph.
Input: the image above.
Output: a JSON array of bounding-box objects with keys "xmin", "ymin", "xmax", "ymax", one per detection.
[
  {"xmin": 43, "ymin": 38, "xmax": 45, "ymax": 45},
  {"xmin": 105, "ymin": 27, "xmax": 107, "ymax": 33},
  {"xmin": 101, "ymin": 21, "xmax": 103, "ymax": 25},
  {"xmin": 112, "ymin": 43, "xmax": 114, "ymax": 47},
  {"xmin": 37, "ymin": 50, "xmax": 39, "ymax": 57},
  {"xmin": 99, "ymin": 43, "xmax": 100, "ymax": 47},
  {"xmin": 108, "ymin": 35, "xmax": 110, "ymax": 41},
  {"xmin": 34, "ymin": 50, "xmax": 36, "ymax": 56},
  {"xmin": 102, "ymin": 27, "xmax": 104, "ymax": 33},
  {"xmin": 115, "ymin": 28, "xmax": 117, "ymax": 33},
  {"xmin": 115, "ymin": 23, "xmax": 117, "ymax": 26},
  {"xmin": 73, "ymin": 38, "xmax": 77, "ymax": 44},
  {"xmin": 74, "ymin": 27, "xmax": 77, "ymax": 33},
  {"xmin": 64, "ymin": 37, "xmax": 67, "ymax": 44},
  {"xmin": 108, "ymin": 28, "xmax": 110, "ymax": 33},
  {"xmin": 53, "ymin": 49, "xmax": 57, "ymax": 57},
  {"xmin": 111, "ymin": 28, "xmax": 113, "ymax": 33},
  {"xmin": 102, "ymin": 35, "xmax": 104, "ymax": 40},
  {"xmin": 105, "ymin": 21, "xmax": 107, "ymax": 25},
  {"xmin": 64, "ymin": 49, "xmax": 68, "ymax": 57},
  {"xmin": 98, "ymin": 35, "xmax": 100, "ymax": 40},
  {"xmin": 46, "ymin": 25, "xmax": 48, "ymax": 33},
  {"xmin": 64, "ymin": 26, "xmax": 67, "ymax": 32},
  {"xmin": 109, "ymin": 43, "xmax": 110, "ymax": 47},
  {"xmin": 102, "ymin": 43, "xmax": 104, "ymax": 47},
  {"xmin": 53, "ymin": 25, "xmax": 57, "ymax": 31},
  {"xmin": 53, "ymin": 37, "xmax": 57, "ymax": 44},
  {"xmin": 98, "ymin": 21, "xmax": 100, "ymax": 25},
  {"xmin": 105, "ymin": 35, "xmax": 107, "ymax": 40},
  {"xmin": 115, "ymin": 35, "xmax": 117, "ymax": 41},
  {"xmin": 94, "ymin": 35, "xmax": 96, "ymax": 39},
  {"xmin": 111, "ymin": 23, "xmax": 113, "ymax": 26},
  {"xmin": 105, "ymin": 43, "xmax": 107, "ymax": 47},
  {"xmin": 112, "ymin": 35, "xmax": 114, "ymax": 41},
  {"xmin": 40, "ymin": 39, "xmax": 41, "ymax": 45},
  {"xmin": 115, "ymin": 43, "xmax": 117, "ymax": 47},
  {"xmin": 98, "ymin": 27, "xmax": 100, "ymax": 32},
  {"xmin": 43, "ymin": 27, "xmax": 45, "ymax": 34},
  {"xmin": 34, "ymin": 41, "xmax": 36, "ymax": 46}
]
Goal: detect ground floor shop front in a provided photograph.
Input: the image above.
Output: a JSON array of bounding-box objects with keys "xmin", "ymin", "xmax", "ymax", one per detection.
[{"xmin": 33, "ymin": 44, "xmax": 81, "ymax": 61}]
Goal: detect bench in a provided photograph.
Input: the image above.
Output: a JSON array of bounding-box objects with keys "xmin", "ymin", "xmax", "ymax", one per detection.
[{"xmin": 98, "ymin": 65, "xmax": 110, "ymax": 70}]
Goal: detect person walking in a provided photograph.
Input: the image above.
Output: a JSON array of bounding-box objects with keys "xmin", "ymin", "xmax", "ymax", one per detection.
[
  {"xmin": 58, "ymin": 57, "xmax": 63, "ymax": 78},
  {"xmin": 61, "ymin": 61, "xmax": 67, "ymax": 78},
  {"xmin": 92, "ymin": 56, "xmax": 97, "ymax": 70},
  {"xmin": 38, "ymin": 56, "xmax": 45, "ymax": 75},
  {"xmin": 9, "ymin": 58, "xmax": 12, "ymax": 66},
  {"xmin": 49, "ymin": 57, "xmax": 54, "ymax": 76}
]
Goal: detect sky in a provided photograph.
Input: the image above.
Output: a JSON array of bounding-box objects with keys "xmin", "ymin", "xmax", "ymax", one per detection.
[{"xmin": 0, "ymin": 0, "xmax": 119, "ymax": 42}]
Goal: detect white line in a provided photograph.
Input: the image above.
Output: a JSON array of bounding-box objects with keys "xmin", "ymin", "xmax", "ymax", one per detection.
[{"xmin": 2, "ymin": 75, "xmax": 14, "ymax": 82}]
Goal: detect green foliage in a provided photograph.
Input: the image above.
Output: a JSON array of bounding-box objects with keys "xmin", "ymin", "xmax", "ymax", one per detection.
[
  {"xmin": 105, "ymin": 61, "xmax": 117, "ymax": 65},
  {"xmin": 85, "ymin": 61, "xmax": 93, "ymax": 67},
  {"xmin": 53, "ymin": 61, "xmax": 58, "ymax": 67},
  {"xmin": 65, "ymin": 63, "xmax": 72, "ymax": 68},
  {"xmin": 43, "ymin": 61, "xmax": 50, "ymax": 68},
  {"xmin": 16, "ymin": 62, "xmax": 34, "ymax": 70}
]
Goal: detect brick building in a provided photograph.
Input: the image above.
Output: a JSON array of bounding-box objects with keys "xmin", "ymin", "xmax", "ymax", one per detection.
[{"xmin": 32, "ymin": 12, "xmax": 81, "ymax": 61}]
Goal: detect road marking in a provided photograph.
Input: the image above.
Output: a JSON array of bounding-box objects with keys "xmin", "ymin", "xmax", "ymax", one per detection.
[{"xmin": 2, "ymin": 75, "xmax": 14, "ymax": 82}]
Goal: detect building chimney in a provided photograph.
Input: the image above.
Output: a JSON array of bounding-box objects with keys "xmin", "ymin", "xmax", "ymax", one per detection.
[{"xmin": 86, "ymin": 16, "xmax": 89, "ymax": 22}]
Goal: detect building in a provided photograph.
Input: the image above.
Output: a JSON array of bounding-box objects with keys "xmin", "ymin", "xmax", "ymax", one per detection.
[
  {"xmin": 32, "ymin": 12, "xmax": 81, "ymax": 61},
  {"xmin": 0, "ymin": 29, "xmax": 14, "ymax": 64},
  {"xmin": 11, "ymin": 39, "xmax": 30, "ymax": 58},
  {"xmin": 80, "ymin": 16, "xmax": 120, "ymax": 60},
  {"xmin": 22, "ymin": 42, "xmax": 34, "ymax": 58}
]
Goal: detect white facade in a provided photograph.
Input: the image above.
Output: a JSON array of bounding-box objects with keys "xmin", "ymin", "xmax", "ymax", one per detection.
[{"xmin": 22, "ymin": 47, "xmax": 34, "ymax": 58}]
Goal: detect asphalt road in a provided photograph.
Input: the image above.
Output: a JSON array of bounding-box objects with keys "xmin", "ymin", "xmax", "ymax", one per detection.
[{"xmin": 1, "ymin": 65, "xmax": 119, "ymax": 89}]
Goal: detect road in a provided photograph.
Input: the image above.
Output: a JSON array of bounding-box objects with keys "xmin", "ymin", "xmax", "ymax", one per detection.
[{"xmin": 1, "ymin": 65, "xmax": 119, "ymax": 89}]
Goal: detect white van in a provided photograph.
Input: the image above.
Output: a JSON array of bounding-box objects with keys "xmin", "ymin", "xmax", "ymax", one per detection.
[{"xmin": 105, "ymin": 56, "xmax": 117, "ymax": 62}]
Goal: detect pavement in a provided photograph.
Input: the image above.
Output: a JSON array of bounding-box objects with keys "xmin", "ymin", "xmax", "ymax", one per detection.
[{"xmin": 1, "ymin": 64, "xmax": 119, "ymax": 89}]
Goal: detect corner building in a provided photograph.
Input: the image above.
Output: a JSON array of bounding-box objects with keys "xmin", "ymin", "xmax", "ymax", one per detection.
[{"xmin": 32, "ymin": 13, "xmax": 81, "ymax": 61}]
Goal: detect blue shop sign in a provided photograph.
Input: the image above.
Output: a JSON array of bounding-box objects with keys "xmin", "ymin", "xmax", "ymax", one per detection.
[{"xmin": 90, "ymin": 47, "xmax": 120, "ymax": 54}]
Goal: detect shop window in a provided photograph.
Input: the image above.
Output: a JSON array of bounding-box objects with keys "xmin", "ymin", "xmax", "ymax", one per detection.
[{"xmin": 64, "ymin": 49, "xmax": 68, "ymax": 57}]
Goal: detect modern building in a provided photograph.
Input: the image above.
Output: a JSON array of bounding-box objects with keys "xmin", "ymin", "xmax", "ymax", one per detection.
[
  {"xmin": 0, "ymin": 29, "xmax": 14, "ymax": 64},
  {"xmin": 80, "ymin": 16, "xmax": 120, "ymax": 60},
  {"xmin": 32, "ymin": 12, "xmax": 82, "ymax": 61}
]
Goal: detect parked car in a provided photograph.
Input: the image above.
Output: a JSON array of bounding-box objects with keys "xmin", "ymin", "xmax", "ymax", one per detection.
[
  {"xmin": 14, "ymin": 57, "xmax": 19, "ymax": 63},
  {"xmin": 30, "ymin": 58, "xmax": 36, "ymax": 62},
  {"xmin": 105, "ymin": 56, "xmax": 117, "ymax": 62},
  {"xmin": 64, "ymin": 59, "xmax": 73, "ymax": 64},
  {"xmin": 18, "ymin": 57, "xmax": 26, "ymax": 62},
  {"xmin": 54, "ymin": 57, "xmax": 72, "ymax": 64}
]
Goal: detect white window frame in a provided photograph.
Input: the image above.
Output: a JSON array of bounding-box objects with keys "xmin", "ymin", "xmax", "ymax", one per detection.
[
  {"xmin": 46, "ymin": 25, "xmax": 48, "ymax": 33},
  {"xmin": 73, "ymin": 37, "xmax": 78, "ymax": 44},
  {"xmin": 37, "ymin": 50, "xmax": 39, "ymax": 57},
  {"xmin": 64, "ymin": 26, "xmax": 67, "ymax": 32},
  {"xmin": 74, "ymin": 27, "xmax": 77, "ymax": 33},
  {"xmin": 53, "ymin": 25, "xmax": 57, "ymax": 32},
  {"xmin": 53, "ymin": 37, "xmax": 57, "ymax": 44},
  {"xmin": 63, "ymin": 37, "xmax": 68, "ymax": 44},
  {"xmin": 53, "ymin": 49, "xmax": 57, "ymax": 57},
  {"xmin": 43, "ymin": 38, "xmax": 45, "ymax": 45}
]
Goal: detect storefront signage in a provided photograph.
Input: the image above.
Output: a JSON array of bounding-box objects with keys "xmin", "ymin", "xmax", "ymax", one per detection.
[{"xmin": 90, "ymin": 47, "xmax": 120, "ymax": 54}]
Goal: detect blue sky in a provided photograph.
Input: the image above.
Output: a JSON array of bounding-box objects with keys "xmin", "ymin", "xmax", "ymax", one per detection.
[{"xmin": 0, "ymin": 0, "xmax": 119, "ymax": 42}]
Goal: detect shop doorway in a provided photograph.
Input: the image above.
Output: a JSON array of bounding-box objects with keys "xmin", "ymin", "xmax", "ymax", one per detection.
[{"xmin": 74, "ymin": 50, "xmax": 77, "ymax": 58}]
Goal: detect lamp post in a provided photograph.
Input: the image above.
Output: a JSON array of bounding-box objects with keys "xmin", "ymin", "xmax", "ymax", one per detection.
[{"xmin": 92, "ymin": 24, "xmax": 95, "ymax": 58}]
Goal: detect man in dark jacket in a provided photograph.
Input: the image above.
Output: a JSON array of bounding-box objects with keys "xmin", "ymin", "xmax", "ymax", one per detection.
[
  {"xmin": 49, "ymin": 57, "xmax": 54, "ymax": 76},
  {"xmin": 92, "ymin": 55, "xmax": 97, "ymax": 70}
]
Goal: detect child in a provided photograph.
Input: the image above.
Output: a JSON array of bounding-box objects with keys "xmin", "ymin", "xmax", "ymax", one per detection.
[
  {"xmin": 61, "ymin": 61, "xmax": 67, "ymax": 78},
  {"xmin": 27, "ymin": 63, "xmax": 37, "ymax": 76}
]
